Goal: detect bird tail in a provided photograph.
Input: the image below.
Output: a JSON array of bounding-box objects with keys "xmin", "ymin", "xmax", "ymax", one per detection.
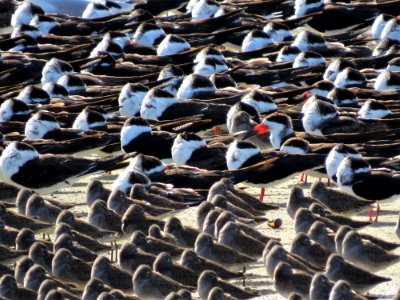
[{"xmin": 83, "ymin": 152, "xmax": 137, "ymax": 176}]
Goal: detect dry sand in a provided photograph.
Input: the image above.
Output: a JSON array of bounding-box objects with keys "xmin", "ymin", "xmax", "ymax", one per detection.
[{"xmin": 45, "ymin": 169, "xmax": 400, "ymax": 300}]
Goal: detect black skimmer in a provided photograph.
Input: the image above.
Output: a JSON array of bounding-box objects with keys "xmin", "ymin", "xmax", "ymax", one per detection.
[
  {"xmin": 302, "ymin": 98, "xmax": 400, "ymax": 135},
  {"xmin": 40, "ymin": 57, "xmax": 74, "ymax": 85},
  {"xmin": 0, "ymin": 141, "xmax": 133, "ymax": 193},
  {"xmin": 118, "ymin": 83, "xmax": 149, "ymax": 117},
  {"xmin": 336, "ymin": 156, "xmax": 400, "ymax": 221},
  {"xmin": 0, "ymin": 99, "xmax": 31, "ymax": 122},
  {"xmin": 171, "ymin": 132, "xmax": 227, "ymax": 170},
  {"xmin": 226, "ymin": 140, "xmax": 325, "ymax": 185},
  {"xmin": 374, "ymin": 70, "xmax": 400, "ymax": 91},
  {"xmin": 191, "ymin": 0, "xmax": 223, "ymax": 20},
  {"xmin": 11, "ymin": 1, "xmax": 44, "ymax": 27},
  {"xmin": 120, "ymin": 116, "xmax": 175, "ymax": 158},
  {"xmin": 157, "ymin": 34, "xmax": 191, "ymax": 56}
]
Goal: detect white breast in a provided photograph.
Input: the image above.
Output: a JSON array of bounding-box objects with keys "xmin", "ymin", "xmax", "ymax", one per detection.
[
  {"xmin": 226, "ymin": 141, "xmax": 260, "ymax": 170},
  {"xmin": 171, "ymin": 138, "xmax": 206, "ymax": 166},
  {"xmin": 120, "ymin": 125, "xmax": 151, "ymax": 148}
]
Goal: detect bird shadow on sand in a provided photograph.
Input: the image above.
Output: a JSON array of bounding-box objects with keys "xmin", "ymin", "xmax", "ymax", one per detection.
[
  {"xmin": 370, "ymin": 221, "xmax": 397, "ymax": 227},
  {"xmin": 377, "ymin": 209, "xmax": 400, "ymax": 217}
]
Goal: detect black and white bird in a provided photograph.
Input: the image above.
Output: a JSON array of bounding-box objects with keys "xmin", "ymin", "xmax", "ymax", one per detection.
[
  {"xmin": 336, "ymin": 156, "xmax": 400, "ymax": 221},
  {"xmin": 120, "ymin": 116, "xmax": 176, "ymax": 159},
  {"xmin": 0, "ymin": 141, "xmax": 134, "ymax": 194}
]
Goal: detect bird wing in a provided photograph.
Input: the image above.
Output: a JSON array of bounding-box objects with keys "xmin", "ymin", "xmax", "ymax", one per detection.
[{"xmin": 11, "ymin": 155, "xmax": 97, "ymax": 189}]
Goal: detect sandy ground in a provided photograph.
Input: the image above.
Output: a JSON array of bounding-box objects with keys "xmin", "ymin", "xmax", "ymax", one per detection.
[{"xmin": 42, "ymin": 169, "xmax": 400, "ymax": 300}]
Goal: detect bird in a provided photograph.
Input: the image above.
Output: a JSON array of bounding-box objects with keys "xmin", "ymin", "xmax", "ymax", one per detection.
[
  {"xmin": 23, "ymin": 264, "xmax": 55, "ymax": 292},
  {"xmin": 217, "ymin": 221, "xmax": 265, "ymax": 259},
  {"xmin": 14, "ymin": 256, "xmax": 34, "ymax": 285},
  {"xmin": 54, "ymin": 233, "xmax": 98, "ymax": 262},
  {"xmin": 16, "ymin": 228, "xmax": 53, "ymax": 251},
  {"xmin": 171, "ymin": 132, "xmax": 227, "ymax": 170},
  {"xmin": 335, "ymin": 225, "xmax": 400, "ymax": 255},
  {"xmin": 91, "ymin": 256, "xmax": 133, "ymax": 290},
  {"xmin": 208, "ymin": 184, "xmax": 268, "ymax": 217},
  {"xmin": 85, "ymin": 179, "xmax": 111, "ymax": 207},
  {"xmin": 194, "ymin": 232, "xmax": 257, "ymax": 271},
  {"xmin": 107, "ymin": 189, "xmax": 173, "ymax": 217},
  {"xmin": 326, "ymin": 254, "xmax": 391, "ymax": 294},
  {"xmin": 54, "ymin": 222, "xmax": 112, "ymax": 253},
  {"xmin": 121, "ymin": 204, "xmax": 166, "ymax": 235},
  {"xmin": 309, "ymin": 203, "xmax": 371, "ymax": 229},
  {"xmin": 310, "ymin": 273, "xmax": 333, "ymax": 300},
  {"xmin": 52, "ymin": 248, "xmax": 92, "ymax": 285},
  {"xmin": 214, "ymin": 211, "xmax": 277, "ymax": 244},
  {"xmin": 328, "ymin": 280, "xmax": 368, "ymax": 300},
  {"xmin": 0, "ymin": 203, "xmax": 52, "ymax": 231},
  {"xmin": 149, "ymin": 224, "xmax": 180, "ymax": 246},
  {"xmin": 286, "ymin": 186, "xmax": 322, "ymax": 219},
  {"xmin": 130, "ymin": 183, "xmax": 188, "ymax": 210},
  {"xmin": 197, "ymin": 270, "xmax": 259, "ymax": 300},
  {"xmin": 25, "ymin": 193, "xmax": 62, "ymax": 223},
  {"xmin": 290, "ymin": 232, "xmax": 330, "ymax": 268},
  {"xmin": 273, "ymin": 262, "xmax": 312, "ymax": 300},
  {"xmin": 336, "ymin": 156, "xmax": 400, "ymax": 221},
  {"xmin": 0, "ymin": 274, "xmax": 37, "ymax": 300},
  {"xmin": 130, "ymin": 230, "xmax": 185, "ymax": 258},
  {"xmin": 56, "ymin": 210, "xmax": 116, "ymax": 239},
  {"xmin": 16, "ymin": 189, "xmax": 75, "ymax": 215},
  {"xmin": 132, "ymin": 264, "xmax": 193, "ymax": 300},
  {"xmin": 264, "ymin": 244, "xmax": 322, "ymax": 277},
  {"xmin": 120, "ymin": 116, "xmax": 175, "ymax": 159},
  {"xmin": 179, "ymin": 249, "xmax": 245, "ymax": 280},
  {"xmin": 294, "ymin": 208, "xmax": 339, "ymax": 234},
  {"xmin": 196, "ymin": 201, "xmax": 218, "ymax": 231},
  {"xmin": 206, "ymin": 287, "xmax": 239, "ymax": 300},
  {"xmin": 0, "ymin": 220, "xmax": 19, "ymax": 247},
  {"xmin": 307, "ymin": 221, "xmax": 336, "ymax": 253},
  {"xmin": 118, "ymin": 241, "xmax": 156, "ymax": 274},
  {"xmin": 88, "ymin": 199, "xmax": 122, "ymax": 233},
  {"xmin": 208, "ymin": 178, "xmax": 278, "ymax": 212},
  {"xmin": 0, "ymin": 141, "xmax": 135, "ymax": 193},
  {"xmin": 164, "ymin": 217, "xmax": 201, "ymax": 248},
  {"xmin": 225, "ymin": 140, "xmax": 326, "ymax": 188},
  {"xmin": 202, "ymin": 210, "xmax": 222, "ymax": 237},
  {"xmin": 37, "ymin": 279, "xmax": 81, "ymax": 300},
  {"xmin": 153, "ymin": 252, "xmax": 199, "ymax": 288},
  {"xmin": 209, "ymin": 194, "xmax": 267, "ymax": 222},
  {"xmin": 82, "ymin": 278, "xmax": 112, "ymax": 300},
  {"xmin": 310, "ymin": 181, "xmax": 374, "ymax": 216},
  {"xmin": 29, "ymin": 242, "xmax": 53, "ymax": 273},
  {"xmin": 341, "ymin": 230, "xmax": 400, "ymax": 272}
]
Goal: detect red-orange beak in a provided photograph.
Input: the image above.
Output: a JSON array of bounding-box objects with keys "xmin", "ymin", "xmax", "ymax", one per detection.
[{"xmin": 243, "ymin": 123, "xmax": 268, "ymax": 139}]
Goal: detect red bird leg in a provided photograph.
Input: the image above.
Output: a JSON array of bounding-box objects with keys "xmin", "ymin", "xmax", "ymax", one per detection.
[
  {"xmin": 259, "ymin": 187, "xmax": 265, "ymax": 202},
  {"xmin": 214, "ymin": 126, "xmax": 220, "ymax": 136},
  {"xmin": 374, "ymin": 204, "xmax": 381, "ymax": 222},
  {"xmin": 300, "ymin": 173, "xmax": 305, "ymax": 182},
  {"xmin": 369, "ymin": 208, "xmax": 373, "ymax": 222},
  {"xmin": 327, "ymin": 178, "xmax": 331, "ymax": 187}
]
